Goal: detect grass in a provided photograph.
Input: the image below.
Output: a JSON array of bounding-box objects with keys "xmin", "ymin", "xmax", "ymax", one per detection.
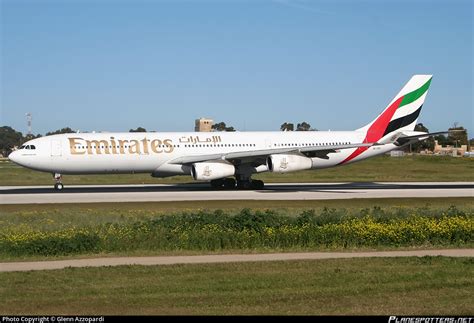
[
  {"xmin": 1, "ymin": 155, "xmax": 473, "ymax": 185},
  {"xmin": 0, "ymin": 257, "xmax": 472, "ymax": 315},
  {"xmin": 1, "ymin": 200, "xmax": 472, "ymax": 260},
  {"xmin": 1, "ymin": 199, "xmax": 472, "ymax": 315},
  {"xmin": 2, "ymin": 197, "xmax": 473, "ymax": 214}
]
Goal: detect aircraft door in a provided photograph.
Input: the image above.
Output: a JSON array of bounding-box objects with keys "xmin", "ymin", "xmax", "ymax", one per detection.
[{"xmin": 51, "ymin": 140, "xmax": 62, "ymax": 157}]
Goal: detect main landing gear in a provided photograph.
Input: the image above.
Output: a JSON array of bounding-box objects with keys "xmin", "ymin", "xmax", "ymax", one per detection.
[
  {"xmin": 210, "ymin": 178, "xmax": 264, "ymax": 190},
  {"xmin": 53, "ymin": 173, "xmax": 64, "ymax": 191}
]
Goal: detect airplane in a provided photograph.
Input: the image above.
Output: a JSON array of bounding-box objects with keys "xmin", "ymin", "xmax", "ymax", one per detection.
[{"xmin": 9, "ymin": 74, "xmax": 443, "ymax": 191}]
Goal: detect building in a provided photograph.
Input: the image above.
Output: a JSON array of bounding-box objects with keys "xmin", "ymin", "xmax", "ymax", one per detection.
[
  {"xmin": 195, "ymin": 118, "xmax": 214, "ymax": 132},
  {"xmin": 433, "ymin": 140, "xmax": 468, "ymax": 157},
  {"xmin": 390, "ymin": 150, "xmax": 405, "ymax": 157}
]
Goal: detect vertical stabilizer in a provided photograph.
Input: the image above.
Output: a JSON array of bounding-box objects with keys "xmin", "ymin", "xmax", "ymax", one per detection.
[
  {"xmin": 340, "ymin": 75, "xmax": 432, "ymax": 165},
  {"xmin": 357, "ymin": 75, "xmax": 432, "ymax": 143}
]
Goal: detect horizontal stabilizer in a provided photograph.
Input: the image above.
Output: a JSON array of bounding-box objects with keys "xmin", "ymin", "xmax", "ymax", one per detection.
[{"xmin": 394, "ymin": 131, "xmax": 448, "ymax": 146}]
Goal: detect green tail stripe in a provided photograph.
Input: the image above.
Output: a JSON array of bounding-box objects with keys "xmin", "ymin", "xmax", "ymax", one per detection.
[{"xmin": 400, "ymin": 77, "xmax": 432, "ymax": 107}]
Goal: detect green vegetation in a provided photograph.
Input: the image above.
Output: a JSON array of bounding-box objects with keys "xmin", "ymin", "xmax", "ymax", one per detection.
[
  {"xmin": 1, "ymin": 257, "xmax": 472, "ymax": 315},
  {"xmin": 1, "ymin": 155, "xmax": 473, "ymax": 185},
  {"xmin": 1, "ymin": 200, "xmax": 472, "ymax": 314},
  {"xmin": 3, "ymin": 197, "xmax": 473, "ymax": 214},
  {"xmin": 1, "ymin": 203, "xmax": 472, "ymax": 260}
]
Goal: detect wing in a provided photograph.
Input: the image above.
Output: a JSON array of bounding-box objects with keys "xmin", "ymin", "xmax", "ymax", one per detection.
[
  {"xmin": 168, "ymin": 142, "xmax": 374, "ymax": 165},
  {"xmin": 394, "ymin": 131, "xmax": 448, "ymax": 146}
]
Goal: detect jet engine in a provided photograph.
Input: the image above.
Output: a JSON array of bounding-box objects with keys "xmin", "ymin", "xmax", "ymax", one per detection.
[
  {"xmin": 191, "ymin": 161, "xmax": 235, "ymax": 181},
  {"xmin": 266, "ymin": 154, "xmax": 312, "ymax": 173}
]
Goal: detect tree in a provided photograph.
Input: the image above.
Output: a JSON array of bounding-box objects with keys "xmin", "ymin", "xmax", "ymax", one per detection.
[
  {"xmin": 45, "ymin": 127, "xmax": 75, "ymax": 136},
  {"xmin": 410, "ymin": 123, "xmax": 434, "ymax": 152},
  {"xmin": 434, "ymin": 134, "xmax": 448, "ymax": 146},
  {"xmin": 212, "ymin": 122, "xmax": 226, "ymax": 131},
  {"xmin": 296, "ymin": 122, "xmax": 311, "ymax": 131},
  {"xmin": 280, "ymin": 122, "xmax": 294, "ymax": 131},
  {"xmin": 0, "ymin": 126, "xmax": 24, "ymax": 157},
  {"xmin": 24, "ymin": 133, "xmax": 42, "ymax": 141},
  {"xmin": 129, "ymin": 127, "xmax": 147, "ymax": 133},
  {"xmin": 448, "ymin": 125, "xmax": 468, "ymax": 147},
  {"xmin": 211, "ymin": 122, "xmax": 235, "ymax": 132}
]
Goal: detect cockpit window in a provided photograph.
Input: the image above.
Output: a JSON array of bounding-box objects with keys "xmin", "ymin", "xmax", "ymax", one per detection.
[{"xmin": 18, "ymin": 144, "xmax": 36, "ymax": 150}]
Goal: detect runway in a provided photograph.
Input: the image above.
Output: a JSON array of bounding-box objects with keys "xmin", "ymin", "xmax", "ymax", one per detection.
[
  {"xmin": 0, "ymin": 182, "xmax": 472, "ymax": 204},
  {"xmin": 1, "ymin": 249, "xmax": 472, "ymax": 272}
]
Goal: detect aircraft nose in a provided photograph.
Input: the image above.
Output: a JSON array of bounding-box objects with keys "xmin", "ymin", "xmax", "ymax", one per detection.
[{"xmin": 8, "ymin": 150, "xmax": 20, "ymax": 164}]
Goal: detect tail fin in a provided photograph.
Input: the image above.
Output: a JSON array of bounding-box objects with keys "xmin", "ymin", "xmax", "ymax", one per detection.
[{"xmin": 357, "ymin": 75, "xmax": 432, "ymax": 143}]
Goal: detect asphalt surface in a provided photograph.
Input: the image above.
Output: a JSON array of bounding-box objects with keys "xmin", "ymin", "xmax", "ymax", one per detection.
[
  {"xmin": 0, "ymin": 182, "xmax": 473, "ymax": 204},
  {"xmin": 1, "ymin": 249, "xmax": 472, "ymax": 272}
]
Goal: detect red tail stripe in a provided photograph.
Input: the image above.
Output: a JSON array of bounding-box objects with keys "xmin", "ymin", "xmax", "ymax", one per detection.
[
  {"xmin": 339, "ymin": 95, "xmax": 404, "ymax": 165},
  {"xmin": 364, "ymin": 96, "xmax": 404, "ymax": 144}
]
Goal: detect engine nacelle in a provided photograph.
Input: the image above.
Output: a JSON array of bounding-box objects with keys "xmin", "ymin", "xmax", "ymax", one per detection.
[
  {"xmin": 191, "ymin": 161, "xmax": 235, "ymax": 181},
  {"xmin": 266, "ymin": 154, "xmax": 312, "ymax": 173}
]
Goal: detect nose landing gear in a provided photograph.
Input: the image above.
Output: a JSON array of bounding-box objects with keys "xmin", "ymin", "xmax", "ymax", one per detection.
[{"xmin": 53, "ymin": 173, "xmax": 64, "ymax": 191}]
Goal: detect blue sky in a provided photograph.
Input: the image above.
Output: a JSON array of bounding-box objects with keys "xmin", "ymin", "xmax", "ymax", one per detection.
[{"xmin": 1, "ymin": 0, "xmax": 472, "ymax": 137}]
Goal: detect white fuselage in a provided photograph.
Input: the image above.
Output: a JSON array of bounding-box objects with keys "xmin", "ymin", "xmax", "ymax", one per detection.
[{"xmin": 9, "ymin": 131, "xmax": 396, "ymax": 177}]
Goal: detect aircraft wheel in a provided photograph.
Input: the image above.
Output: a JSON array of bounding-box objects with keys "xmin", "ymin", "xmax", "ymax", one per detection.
[
  {"xmin": 54, "ymin": 183, "xmax": 64, "ymax": 191},
  {"xmin": 237, "ymin": 180, "xmax": 252, "ymax": 190},
  {"xmin": 223, "ymin": 178, "xmax": 236, "ymax": 189},
  {"xmin": 251, "ymin": 180, "xmax": 264, "ymax": 190},
  {"xmin": 210, "ymin": 179, "xmax": 224, "ymax": 189}
]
